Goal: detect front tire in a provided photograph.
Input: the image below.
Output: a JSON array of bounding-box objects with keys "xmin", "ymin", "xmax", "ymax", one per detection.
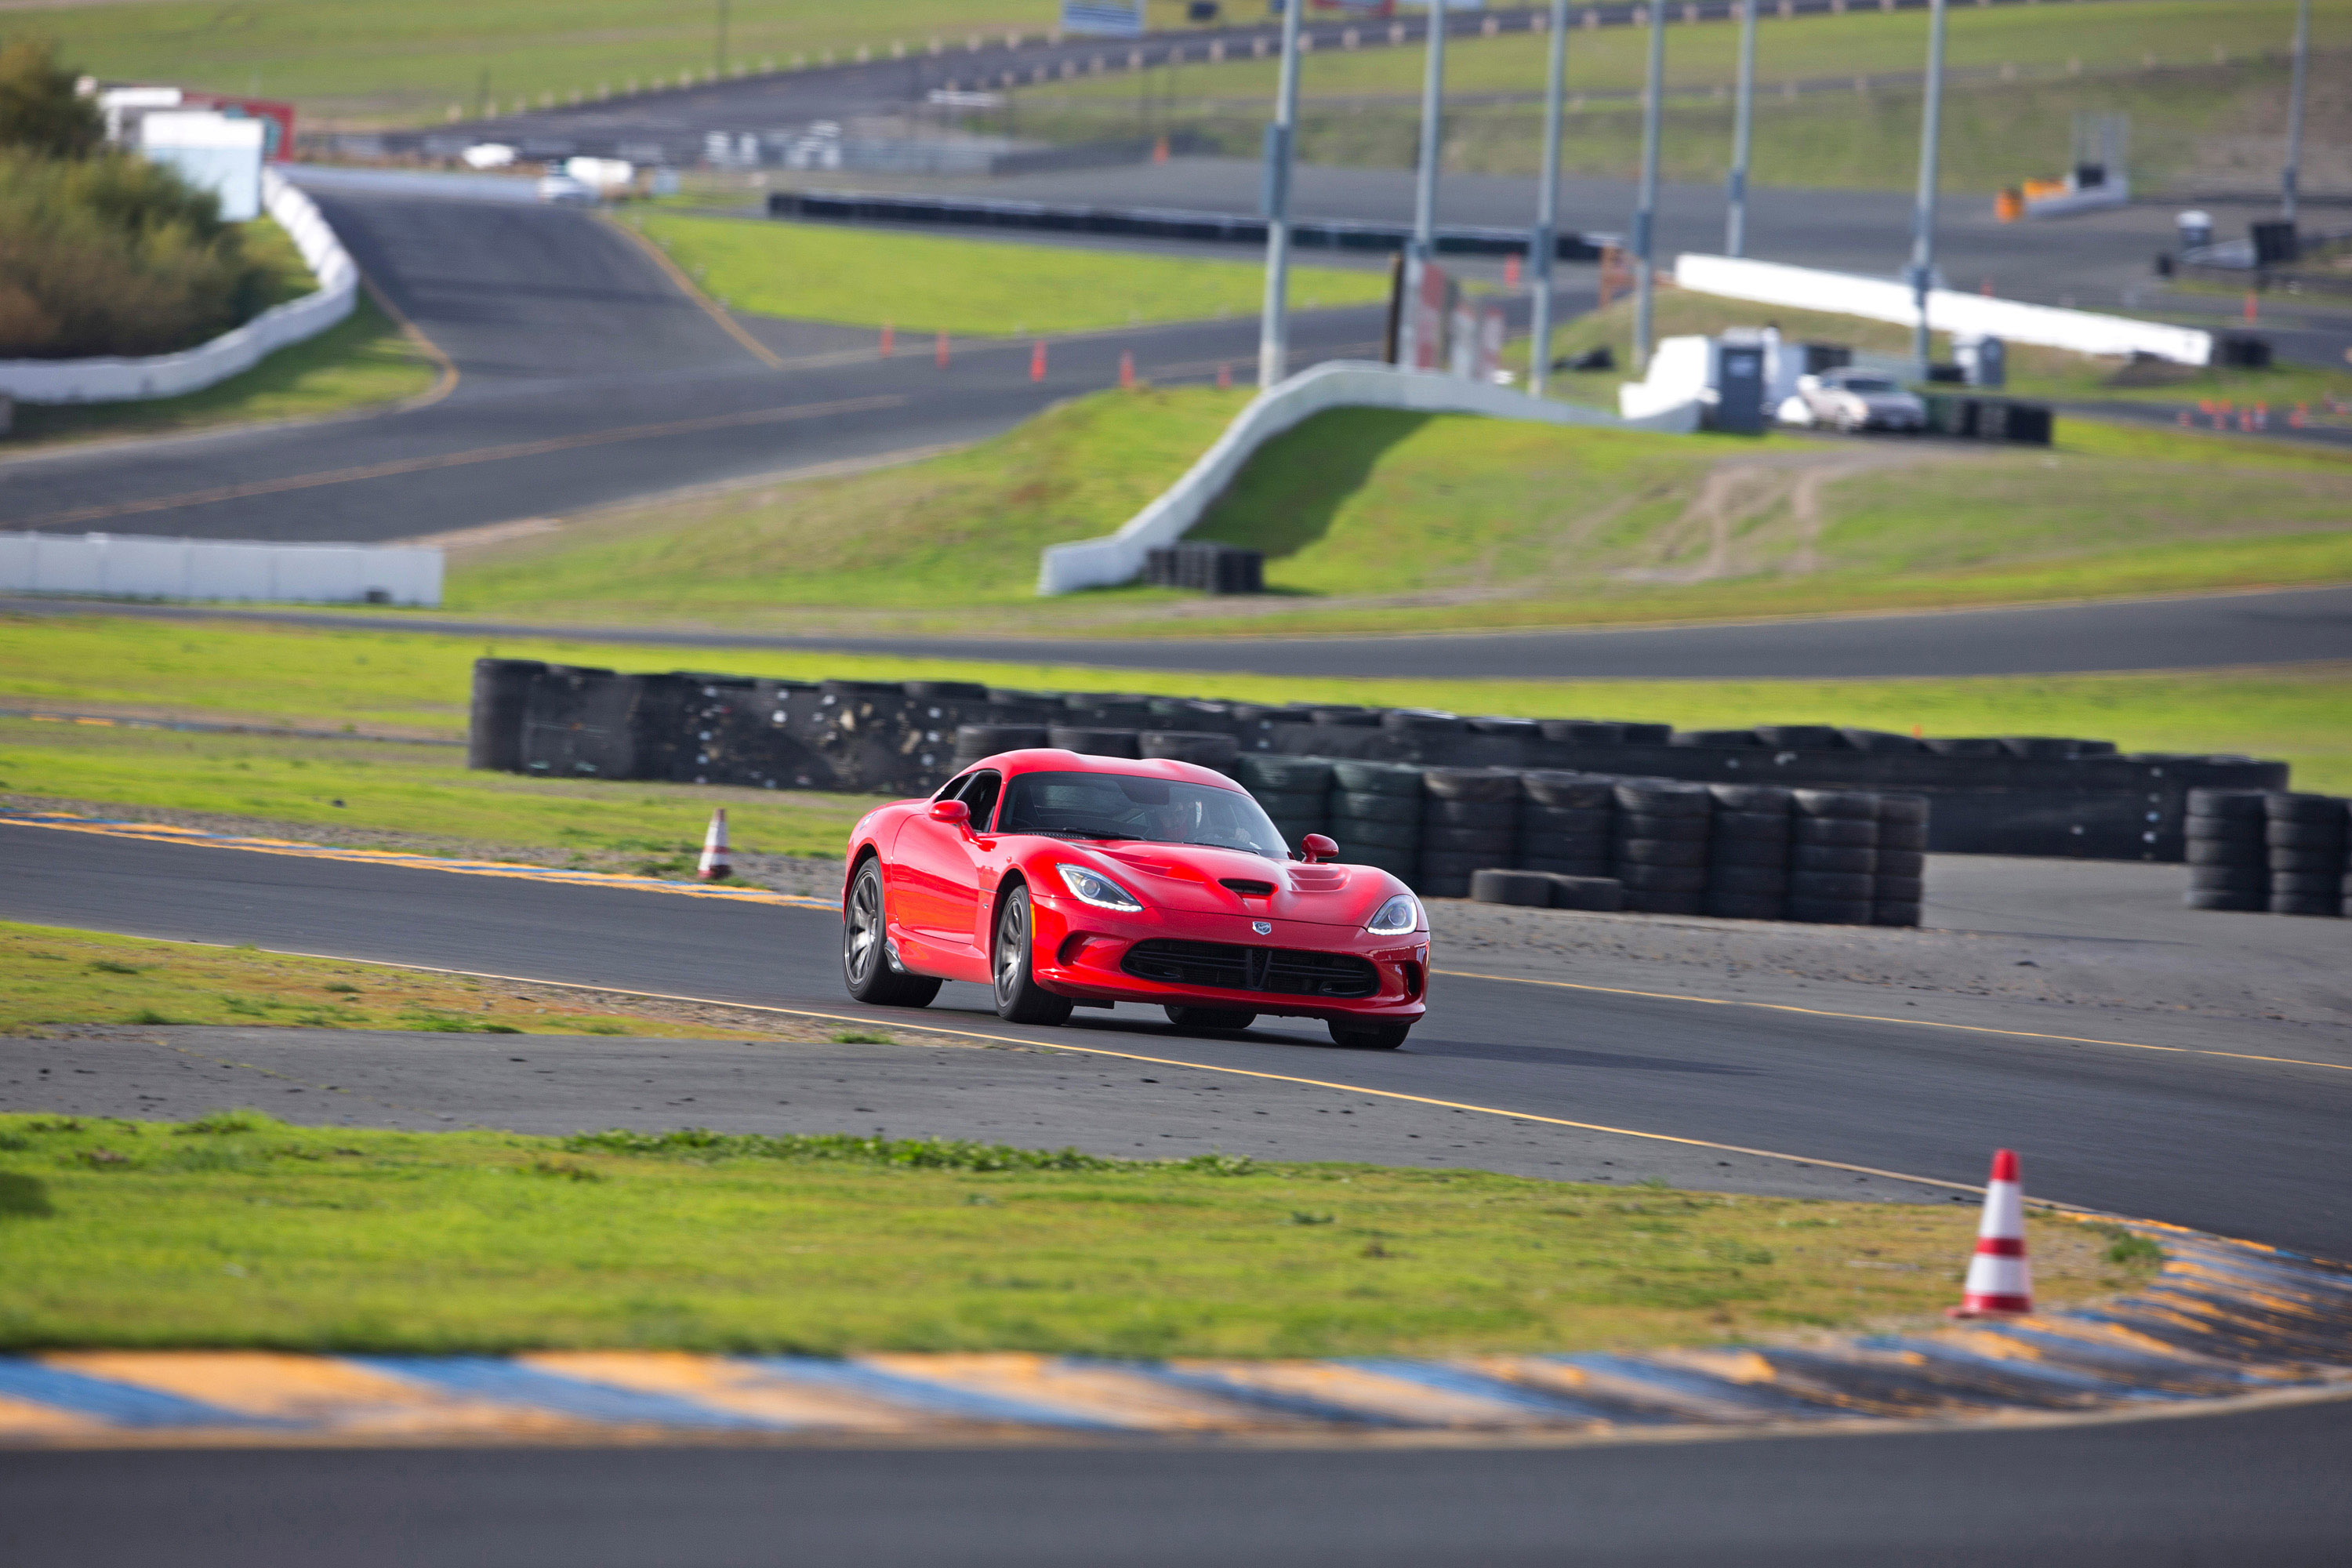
[
  {"xmin": 842, "ymin": 858, "xmax": 942, "ymax": 1007},
  {"xmin": 1328, "ymin": 1021, "xmax": 1410, "ymax": 1051},
  {"xmin": 1166, "ymin": 1006, "xmax": 1257, "ymax": 1034},
  {"xmin": 993, "ymin": 884, "xmax": 1073, "ymax": 1026}
]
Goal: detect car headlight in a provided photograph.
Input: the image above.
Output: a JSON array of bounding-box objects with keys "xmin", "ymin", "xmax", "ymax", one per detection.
[
  {"xmin": 1054, "ymin": 862, "xmax": 1145, "ymax": 913},
  {"xmin": 1365, "ymin": 893, "xmax": 1421, "ymax": 936}
]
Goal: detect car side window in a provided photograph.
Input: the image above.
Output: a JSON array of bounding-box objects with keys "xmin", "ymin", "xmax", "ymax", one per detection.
[
  {"xmin": 934, "ymin": 771, "xmax": 976, "ymax": 802},
  {"xmin": 957, "ymin": 770, "xmax": 1003, "ymax": 832}
]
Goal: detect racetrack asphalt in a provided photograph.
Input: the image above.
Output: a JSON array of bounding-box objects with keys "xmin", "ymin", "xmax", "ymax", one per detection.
[{"xmin": 6, "ymin": 822, "xmax": 2352, "ymax": 1562}]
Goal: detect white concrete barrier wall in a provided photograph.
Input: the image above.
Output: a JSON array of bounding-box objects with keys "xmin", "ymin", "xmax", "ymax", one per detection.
[
  {"xmin": 0, "ymin": 168, "xmax": 360, "ymax": 403},
  {"xmin": 1036, "ymin": 360, "xmax": 1700, "ymax": 596},
  {"xmin": 0, "ymin": 532, "xmax": 443, "ymax": 606},
  {"xmin": 1673, "ymin": 253, "xmax": 2213, "ymax": 367}
]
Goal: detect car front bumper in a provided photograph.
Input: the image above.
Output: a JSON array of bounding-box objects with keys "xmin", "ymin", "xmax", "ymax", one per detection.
[{"xmin": 1025, "ymin": 892, "xmax": 1428, "ymax": 1024}]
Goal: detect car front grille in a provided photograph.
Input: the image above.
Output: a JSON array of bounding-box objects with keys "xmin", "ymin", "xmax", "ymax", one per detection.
[{"xmin": 1120, "ymin": 938, "xmax": 1380, "ymax": 1000}]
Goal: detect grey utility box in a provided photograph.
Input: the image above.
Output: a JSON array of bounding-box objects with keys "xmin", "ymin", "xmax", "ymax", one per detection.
[
  {"xmin": 1956, "ymin": 333, "xmax": 2006, "ymax": 389},
  {"xmin": 1713, "ymin": 337, "xmax": 1767, "ymax": 435}
]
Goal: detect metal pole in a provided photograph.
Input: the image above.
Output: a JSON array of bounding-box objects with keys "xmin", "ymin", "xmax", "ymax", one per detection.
[
  {"xmin": 1726, "ymin": 0, "xmax": 1758, "ymax": 256},
  {"xmin": 1633, "ymin": 0, "xmax": 1665, "ymax": 374},
  {"xmin": 1529, "ymin": 0, "xmax": 1570, "ymax": 395},
  {"xmin": 1258, "ymin": 0, "xmax": 1307, "ymax": 387},
  {"xmin": 2284, "ymin": 0, "xmax": 2310, "ymax": 221},
  {"xmin": 1410, "ymin": 0, "xmax": 1449, "ymax": 257},
  {"xmin": 716, "ymin": 0, "xmax": 729, "ymax": 77},
  {"xmin": 1908, "ymin": 0, "xmax": 1947, "ymax": 375}
]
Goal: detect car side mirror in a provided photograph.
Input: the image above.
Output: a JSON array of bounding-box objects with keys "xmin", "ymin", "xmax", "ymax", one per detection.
[
  {"xmin": 1299, "ymin": 833, "xmax": 1338, "ymax": 864},
  {"xmin": 929, "ymin": 797, "xmax": 971, "ymax": 832}
]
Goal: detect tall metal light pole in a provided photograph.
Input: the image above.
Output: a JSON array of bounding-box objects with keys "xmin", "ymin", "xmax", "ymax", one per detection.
[
  {"xmin": 1726, "ymin": 0, "xmax": 1758, "ymax": 256},
  {"xmin": 1258, "ymin": 0, "xmax": 1308, "ymax": 387},
  {"xmin": 1410, "ymin": 0, "xmax": 1450, "ymax": 260},
  {"xmin": 1529, "ymin": 0, "xmax": 1570, "ymax": 394},
  {"xmin": 1907, "ymin": 0, "xmax": 1948, "ymax": 375},
  {"xmin": 2283, "ymin": 0, "xmax": 2310, "ymax": 221},
  {"xmin": 1632, "ymin": 0, "xmax": 1666, "ymax": 373}
]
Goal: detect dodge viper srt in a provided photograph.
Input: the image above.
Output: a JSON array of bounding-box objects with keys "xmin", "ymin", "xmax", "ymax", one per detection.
[{"xmin": 840, "ymin": 749, "xmax": 1428, "ymax": 1049}]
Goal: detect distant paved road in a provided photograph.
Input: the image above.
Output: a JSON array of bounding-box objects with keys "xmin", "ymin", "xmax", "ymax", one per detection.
[{"xmin": 7, "ymin": 582, "xmax": 2347, "ymax": 679}]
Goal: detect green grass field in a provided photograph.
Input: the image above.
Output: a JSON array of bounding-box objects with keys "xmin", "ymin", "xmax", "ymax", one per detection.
[
  {"xmin": 5, "ymin": 616, "xmax": 2347, "ymax": 809},
  {"xmin": 441, "ymin": 379, "xmax": 2352, "ymax": 639},
  {"xmin": 0, "ymin": 1112, "xmax": 2142, "ymax": 1355},
  {"xmin": 633, "ymin": 213, "xmax": 1388, "ymax": 336},
  {"xmin": 3, "ymin": 0, "xmax": 1105, "ymax": 129},
  {"xmin": 5, "ymin": 290, "xmax": 441, "ymax": 451},
  {"xmin": 0, "ymin": 920, "xmax": 766, "ymax": 1038},
  {"xmin": 1007, "ymin": 0, "xmax": 2334, "ymax": 191}
]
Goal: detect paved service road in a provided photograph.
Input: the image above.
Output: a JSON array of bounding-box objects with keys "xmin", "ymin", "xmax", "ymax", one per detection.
[
  {"xmin": 9, "ymin": 579, "xmax": 2348, "ymax": 679},
  {"xmin": 6, "ymin": 825, "xmax": 2351, "ymax": 1564}
]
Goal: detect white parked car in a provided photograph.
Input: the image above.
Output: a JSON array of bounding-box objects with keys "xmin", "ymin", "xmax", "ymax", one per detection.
[
  {"xmin": 534, "ymin": 172, "xmax": 598, "ymax": 206},
  {"xmin": 1788, "ymin": 368, "xmax": 1926, "ymax": 433}
]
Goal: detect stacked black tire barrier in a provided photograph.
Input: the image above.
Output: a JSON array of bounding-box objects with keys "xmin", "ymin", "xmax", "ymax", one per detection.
[
  {"xmin": 1788, "ymin": 790, "xmax": 1879, "ymax": 924},
  {"xmin": 2183, "ymin": 789, "xmax": 2270, "ymax": 910},
  {"xmin": 1519, "ymin": 772, "xmax": 1613, "ymax": 877},
  {"xmin": 2264, "ymin": 794, "xmax": 2348, "ymax": 918},
  {"xmin": 466, "ymin": 659, "xmax": 546, "ymax": 772},
  {"xmin": 1326, "ymin": 760, "xmax": 1421, "ymax": 882},
  {"xmin": 954, "ymin": 724, "xmax": 1049, "ymax": 772},
  {"xmin": 1706, "ymin": 785, "xmax": 1792, "ymax": 921},
  {"xmin": 1468, "ymin": 869, "xmax": 1554, "ymax": 907},
  {"xmin": 1240, "ymin": 754, "xmax": 1336, "ymax": 851},
  {"xmin": 1418, "ymin": 768, "xmax": 1521, "ymax": 899},
  {"xmin": 467, "ymin": 661, "xmax": 2289, "ymax": 864},
  {"xmin": 1612, "ymin": 782, "xmax": 1712, "ymax": 916},
  {"xmin": 1140, "ymin": 731, "xmax": 1241, "ymax": 773},
  {"xmin": 1874, "ymin": 794, "xmax": 1929, "ymax": 927},
  {"xmin": 1047, "ymin": 725, "xmax": 1142, "ymax": 759}
]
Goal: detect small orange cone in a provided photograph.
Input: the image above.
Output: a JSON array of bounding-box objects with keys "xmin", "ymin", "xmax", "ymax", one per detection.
[
  {"xmin": 1216, "ymin": 361, "xmax": 1231, "ymax": 390},
  {"xmin": 1947, "ymin": 1149, "xmax": 2032, "ymax": 1318},
  {"xmin": 696, "ymin": 808, "xmax": 733, "ymax": 882},
  {"xmin": 1119, "ymin": 350, "xmax": 1135, "ymax": 390},
  {"xmin": 1029, "ymin": 339, "xmax": 1047, "ymax": 382},
  {"xmin": 935, "ymin": 331, "xmax": 950, "ymax": 368},
  {"xmin": 1504, "ymin": 252, "xmax": 1520, "ymax": 287},
  {"xmin": 880, "ymin": 321, "xmax": 895, "ymax": 356}
]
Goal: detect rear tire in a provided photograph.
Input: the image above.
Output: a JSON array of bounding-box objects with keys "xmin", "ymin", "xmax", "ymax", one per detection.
[
  {"xmin": 841, "ymin": 858, "xmax": 942, "ymax": 1007},
  {"xmin": 1165, "ymin": 1006, "xmax": 1257, "ymax": 1034},
  {"xmin": 1328, "ymin": 1021, "xmax": 1410, "ymax": 1051},
  {"xmin": 993, "ymin": 884, "xmax": 1073, "ymax": 1026}
]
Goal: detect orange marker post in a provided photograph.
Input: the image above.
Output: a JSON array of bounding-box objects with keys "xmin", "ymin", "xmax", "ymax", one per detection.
[
  {"xmin": 935, "ymin": 332, "xmax": 950, "ymax": 368},
  {"xmin": 880, "ymin": 321, "xmax": 895, "ymax": 357},
  {"xmin": 1119, "ymin": 350, "xmax": 1135, "ymax": 390},
  {"xmin": 1030, "ymin": 340, "xmax": 1047, "ymax": 382}
]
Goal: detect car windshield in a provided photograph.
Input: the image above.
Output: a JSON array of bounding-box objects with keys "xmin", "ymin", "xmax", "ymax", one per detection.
[
  {"xmin": 1000, "ymin": 770, "xmax": 1286, "ymax": 858},
  {"xmin": 1837, "ymin": 376, "xmax": 1897, "ymax": 393}
]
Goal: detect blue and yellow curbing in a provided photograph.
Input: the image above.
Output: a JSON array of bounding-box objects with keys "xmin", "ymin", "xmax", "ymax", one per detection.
[{"xmin": 4, "ymin": 1224, "xmax": 2348, "ymax": 1450}]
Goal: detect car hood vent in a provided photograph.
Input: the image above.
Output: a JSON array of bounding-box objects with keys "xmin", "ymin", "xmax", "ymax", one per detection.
[{"xmin": 1219, "ymin": 878, "xmax": 1277, "ymax": 897}]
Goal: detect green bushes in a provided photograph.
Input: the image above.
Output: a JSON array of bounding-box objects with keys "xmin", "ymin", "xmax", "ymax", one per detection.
[{"xmin": 0, "ymin": 38, "xmax": 274, "ymax": 359}]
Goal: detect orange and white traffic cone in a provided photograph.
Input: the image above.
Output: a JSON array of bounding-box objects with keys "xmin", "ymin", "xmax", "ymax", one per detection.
[
  {"xmin": 696, "ymin": 808, "xmax": 733, "ymax": 882},
  {"xmin": 935, "ymin": 331, "xmax": 950, "ymax": 368},
  {"xmin": 1118, "ymin": 350, "xmax": 1135, "ymax": 390},
  {"xmin": 1215, "ymin": 361, "xmax": 1231, "ymax": 390},
  {"xmin": 880, "ymin": 321, "xmax": 895, "ymax": 357},
  {"xmin": 1947, "ymin": 1149, "xmax": 2032, "ymax": 1318},
  {"xmin": 1030, "ymin": 339, "xmax": 1047, "ymax": 382}
]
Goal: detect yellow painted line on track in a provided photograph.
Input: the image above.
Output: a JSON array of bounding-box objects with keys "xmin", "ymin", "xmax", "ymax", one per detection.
[
  {"xmin": 14, "ymin": 394, "xmax": 906, "ymax": 530},
  {"xmin": 1433, "ymin": 967, "xmax": 2352, "ymax": 1076},
  {"xmin": 605, "ymin": 214, "xmax": 788, "ymax": 371},
  {"xmin": 0, "ymin": 811, "xmax": 833, "ymax": 910}
]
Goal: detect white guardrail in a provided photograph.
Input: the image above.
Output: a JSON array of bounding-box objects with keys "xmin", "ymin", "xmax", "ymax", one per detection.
[
  {"xmin": 1036, "ymin": 360, "xmax": 1700, "ymax": 596},
  {"xmin": 0, "ymin": 168, "xmax": 358, "ymax": 403},
  {"xmin": 0, "ymin": 532, "xmax": 443, "ymax": 607},
  {"xmin": 1674, "ymin": 252, "xmax": 2213, "ymax": 367}
]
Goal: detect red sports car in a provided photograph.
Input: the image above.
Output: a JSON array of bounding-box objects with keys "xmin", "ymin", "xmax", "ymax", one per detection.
[{"xmin": 840, "ymin": 749, "xmax": 1428, "ymax": 1048}]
